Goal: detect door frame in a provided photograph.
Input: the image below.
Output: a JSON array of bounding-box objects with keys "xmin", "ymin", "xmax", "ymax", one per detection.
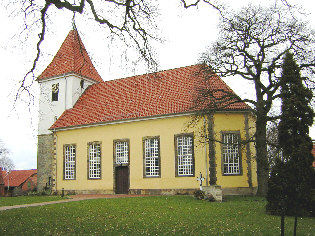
[
  {"xmin": 114, "ymin": 165, "xmax": 130, "ymax": 194},
  {"xmin": 113, "ymin": 139, "xmax": 130, "ymax": 194}
]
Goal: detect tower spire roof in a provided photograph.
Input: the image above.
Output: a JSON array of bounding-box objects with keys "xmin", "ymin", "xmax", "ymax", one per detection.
[{"xmin": 38, "ymin": 29, "xmax": 103, "ymax": 83}]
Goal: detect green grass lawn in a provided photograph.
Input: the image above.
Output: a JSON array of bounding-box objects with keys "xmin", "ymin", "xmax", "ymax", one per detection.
[
  {"xmin": 0, "ymin": 195, "xmax": 66, "ymax": 207},
  {"xmin": 0, "ymin": 195, "xmax": 314, "ymax": 235}
]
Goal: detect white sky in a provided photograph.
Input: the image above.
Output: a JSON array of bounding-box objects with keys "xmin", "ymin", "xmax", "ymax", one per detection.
[{"xmin": 0, "ymin": 0, "xmax": 314, "ymax": 170}]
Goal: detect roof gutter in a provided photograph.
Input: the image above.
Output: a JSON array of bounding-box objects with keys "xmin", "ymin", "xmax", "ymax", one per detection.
[{"xmin": 50, "ymin": 109, "xmax": 253, "ymax": 132}]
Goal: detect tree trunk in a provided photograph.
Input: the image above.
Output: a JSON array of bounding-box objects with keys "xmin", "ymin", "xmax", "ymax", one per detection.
[
  {"xmin": 255, "ymin": 101, "xmax": 269, "ymax": 196},
  {"xmin": 293, "ymin": 215, "xmax": 297, "ymax": 236},
  {"xmin": 281, "ymin": 213, "xmax": 285, "ymax": 236}
]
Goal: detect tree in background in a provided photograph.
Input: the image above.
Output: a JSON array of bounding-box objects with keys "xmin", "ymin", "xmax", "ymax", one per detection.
[
  {"xmin": 200, "ymin": 3, "xmax": 315, "ymax": 196},
  {"xmin": 267, "ymin": 52, "xmax": 315, "ymax": 235},
  {"xmin": 0, "ymin": 139, "xmax": 14, "ymax": 171},
  {"xmin": 266, "ymin": 121, "xmax": 282, "ymax": 169}
]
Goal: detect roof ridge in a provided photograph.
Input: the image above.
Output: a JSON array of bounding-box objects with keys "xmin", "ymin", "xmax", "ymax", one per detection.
[{"xmin": 101, "ymin": 64, "xmax": 202, "ymax": 84}]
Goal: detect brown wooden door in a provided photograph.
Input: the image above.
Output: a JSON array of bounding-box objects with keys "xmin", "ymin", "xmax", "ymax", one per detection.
[{"xmin": 115, "ymin": 166, "xmax": 129, "ymax": 194}]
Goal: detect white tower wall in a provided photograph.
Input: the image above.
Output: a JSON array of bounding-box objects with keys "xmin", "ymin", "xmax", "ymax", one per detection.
[{"xmin": 38, "ymin": 74, "xmax": 94, "ymax": 135}]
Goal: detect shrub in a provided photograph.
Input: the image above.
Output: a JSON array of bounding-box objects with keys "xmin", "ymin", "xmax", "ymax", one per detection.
[
  {"xmin": 12, "ymin": 188, "xmax": 26, "ymax": 197},
  {"xmin": 66, "ymin": 191, "xmax": 76, "ymax": 196},
  {"xmin": 193, "ymin": 190, "xmax": 205, "ymax": 200},
  {"xmin": 27, "ymin": 189, "xmax": 52, "ymax": 196},
  {"xmin": 40, "ymin": 189, "xmax": 52, "ymax": 196},
  {"xmin": 267, "ymin": 158, "xmax": 315, "ymax": 216},
  {"xmin": 28, "ymin": 191, "xmax": 39, "ymax": 196}
]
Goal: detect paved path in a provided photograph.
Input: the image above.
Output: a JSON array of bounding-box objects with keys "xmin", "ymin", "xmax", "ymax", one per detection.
[{"xmin": 0, "ymin": 194, "xmax": 150, "ymax": 211}]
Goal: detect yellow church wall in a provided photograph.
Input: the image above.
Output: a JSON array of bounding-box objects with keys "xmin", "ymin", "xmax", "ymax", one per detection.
[
  {"xmin": 214, "ymin": 113, "xmax": 247, "ymax": 187},
  {"xmin": 54, "ymin": 112, "xmax": 256, "ymax": 194}
]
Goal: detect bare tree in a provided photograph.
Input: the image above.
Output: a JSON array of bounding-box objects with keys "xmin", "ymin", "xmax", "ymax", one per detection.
[
  {"xmin": 5, "ymin": 0, "xmax": 226, "ymax": 100},
  {"xmin": 5, "ymin": 1, "xmax": 296, "ymax": 101},
  {"xmin": 0, "ymin": 139, "xmax": 15, "ymax": 171},
  {"xmin": 12, "ymin": 0, "xmax": 160, "ymax": 98},
  {"xmin": 200, "ymin": 3, "xmax": 315, "ymax": 196}
]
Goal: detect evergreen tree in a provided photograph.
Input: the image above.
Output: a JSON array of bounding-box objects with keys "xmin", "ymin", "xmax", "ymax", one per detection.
[{"xmin": 267, "ymin": 52, "xmax": 315, "ymax": 219}]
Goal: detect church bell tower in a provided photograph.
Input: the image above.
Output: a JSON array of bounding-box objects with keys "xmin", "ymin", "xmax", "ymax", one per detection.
[{"xmin": 37, "ymin": 29, "xmax": 103, "ymax": 191}]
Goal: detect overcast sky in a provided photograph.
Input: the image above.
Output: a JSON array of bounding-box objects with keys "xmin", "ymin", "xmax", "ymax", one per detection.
[{"xmin": 0, "ymin": 0, "xmax": 314, "ymax": 170}]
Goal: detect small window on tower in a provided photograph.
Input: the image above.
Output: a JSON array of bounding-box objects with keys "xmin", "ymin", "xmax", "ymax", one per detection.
[
  {"xmin": 80, "ymin": 79, "xmax": 84, "ymax": 89},
  {"xmin": 52, "ymin": 83, "xmax": 59, "ymax": 101}
]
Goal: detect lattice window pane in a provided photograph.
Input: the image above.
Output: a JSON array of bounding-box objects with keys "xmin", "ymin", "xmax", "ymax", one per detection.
[
  {"xmin": 115, "ymin": 141, "xmax": 129, "ymax": 164},
  {"xmin": 52, "ymin": 83, "xmax": 59, "ymax": 101},
  {"xmin": 89, "ymin": 143, "xmax": 101, "ymax": 179},
  {"xmin": 64, "ymin": 145, "xmax": 76, "ymax": 179},
  {"xmin": 177, "ymin": 136, "xmax": 193, "ymax": 176},
  {"xmin": 222, "ymin": 133, "xmax": 241, "ymax": 175},
  {"xmin": 144, "ymin": 138, "xmax": 160, "ymax": 177}
]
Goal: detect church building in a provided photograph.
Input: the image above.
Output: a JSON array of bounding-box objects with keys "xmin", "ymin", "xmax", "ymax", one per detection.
[{"xmin": 37, "ymin": 30, "xmax": 257, "ymax": 196}]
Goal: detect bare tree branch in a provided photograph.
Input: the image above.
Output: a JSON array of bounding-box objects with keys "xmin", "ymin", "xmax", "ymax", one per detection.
[
  {"xmin": 180, "ymin": 0, "xmax": 222, "ymax": 13},
  {"xmin": 199, "ymin": 3, "xmax": 315, "ymax": 196},
  {"xmin": 17, "ymin": 0, "xmax": 161, "ymax": 101},
  {"xmin": 181, "ymin": 0, "xmax": 201, "ymax": 8}
]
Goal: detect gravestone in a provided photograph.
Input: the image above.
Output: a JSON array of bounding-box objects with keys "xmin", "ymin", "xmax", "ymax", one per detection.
[{"xmin": 203, "ymin": 185, "xmax": 223, "ymax": 202}]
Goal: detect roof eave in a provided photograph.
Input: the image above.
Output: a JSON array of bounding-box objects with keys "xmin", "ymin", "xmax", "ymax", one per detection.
[
  {"xmin": 50, "ymin": 109, "xmax": 253, "ymax": 132},
  {"xmin": 37, "ymin": 72, "xmax": 101, "ymax": 84}
]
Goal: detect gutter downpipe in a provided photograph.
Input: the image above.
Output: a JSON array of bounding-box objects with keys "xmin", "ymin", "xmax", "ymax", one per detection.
[
  {"xmin": 53, "ymin": 129, "xmax": 57, "ymax": 193},
  {"xmin": 64, "ymin": 75, "xmax": 68, "ymax": 110},
  {"xmin": 204, "ymin": 116, "xmax": 209, "ymax": 186}
]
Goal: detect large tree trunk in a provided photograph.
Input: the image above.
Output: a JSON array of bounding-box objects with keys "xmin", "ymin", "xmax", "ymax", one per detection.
[
  {"xmin": 281, "ymin": 213, "xmax": 285, "ymax": 236},
  {"xmin": 293, "ymin": 215, "xmax": 298, "ymax": 236},
  {"xmin": 255, "ymin": 100, "xmax": 269, "ymax": 196}
]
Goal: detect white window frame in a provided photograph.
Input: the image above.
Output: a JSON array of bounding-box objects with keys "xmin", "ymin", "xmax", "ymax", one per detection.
[
  {"xmin": 64, "ymin": 144, "xmax": 76, "ymax": 180},
  {"xmin": 144, "ymin": 137, "xmax": 160, "ymax": 177},
  {"xmin": 176, "ymin": 134, "xmax": 194, "ymax": 176},
  {"xmin": 88, "ymin": 142, "xmax": 101, "ymax": 179},
  {"xmin": 222, "ymin": 132, "xmax": 242, "ymax": 175},
  {"xmin": 115, "ymin": 140, "xmax": 129, "ymax": 164}
]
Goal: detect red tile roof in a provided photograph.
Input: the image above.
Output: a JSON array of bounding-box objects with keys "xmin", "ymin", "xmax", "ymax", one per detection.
[
  {"xmin": 38, "ymin": 30, "xmax": 103, "ymax": 83},
  {"xmin": 29, "ymin": 174, "xmax": 37, "ymax": 186},
  {"xmin": 1, "ymin": 169, "xmax": 37, "ymax": 187},
  {"xmin": 51, "ymin": 64, "xmax": 251, "ymax": 130}
]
